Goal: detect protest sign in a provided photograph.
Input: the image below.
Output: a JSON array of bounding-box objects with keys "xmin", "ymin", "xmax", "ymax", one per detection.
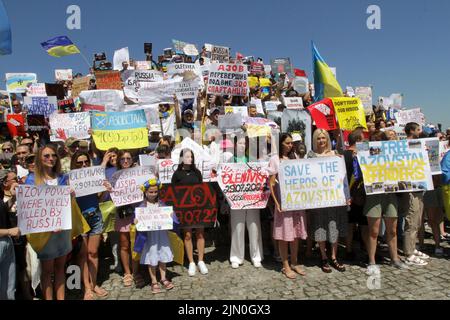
[
  {"xmin": 207, "ymin": 63, "xmax": 248, "ymax": 97},
  {"xmin": 270, "ymin": 58, "xmax": 293, "ymax": 77},
  {"xmin": 332, "ymin": 97, "xmax": 367, "ymax": 131},
  {"xmin": 24, "ymin": 96, "xmax": 57, "ymax": 118},
  {"xmin": 396, "ymin": 108, "xmax": 425, "ymax": 127},
  {"xmin": 283, "ymin": 97, "xmax": 304, "ymax": 109},
  {"xmin": 0, "ymin": 90, "xmax": 10, "ymax": 110},
  {"xmin": 71, "ymin": 76, "xmax": 90, "ymax": 97},
  {"xmin": 139, "ymin": 154, "xmax": 156, "ymax": 172},
  {"xmin": 16, "ymin": 185, "xmax": 72, "ymax": 235},
  {"xmin": 26, "ymin": 115, "xmax": 46, "ymax": 134},
  {"xmin": 175, "ymin": 80, "xmax": 200, "ymax": 100},
  {"xmin": 135, "ymin": 206, "xmax": 173, "ymax": 231},
  {"xmin": 124, "ymin": 70, "xmax": 164, "ymax": 93},
  {"xmin": 55, "ymin": 69, "xmax": 73, "ymax": 81},
  {"xmin": 382, "ymin": 126, "xmax": 407, "ymax": 140},
  {"xmin": 49, "ymin": 112, "xmax": 91, "ymax": 142},
  {"xmin": 218, "ymin": 162, "xmax": 270, "ymax": 210},
  {"xmin": 57, "ymin": 98, "xmax": 76, "ymax": 113},
  {"xmin": 211, "ymin": 45, "xmax": 230, "ymax": 62},
  {"xmin": 6, "ymin": 73, "xmax": 37, "ymax": 93},
  {"xmin": 379, "ymin": 94, "xmax": 402, "ymax": 110},
  {"xmin": 124, "ymin": 77, "xmax": 181, "ymax": 104},
  {"xmin": 264, "ymin": 100, "xmax": 281, "ymax": 112},
  {"xmin": 79, "ymin": 90, "xmax": 124, "ymax": 112},
  {"xmin": 94, "ymin": 71, "xmax": 122, "ymax": 90},
  {"xmin": 158, "ymin": 159, "xmax": 216, "ymax": 184},
  {"xmin": 166, "ymin": 63, "xmax": 201, "ymax": 79},
  {"xmin": 419, "ymin": 138, "xmax": 441, "ymax": 174},
  {"xmin": 91, "ymin": 110, "xmax": 149, "ymax": 150},
  {"xmin": 250, "ymin": 62, "xmax": 264, "ymax": 75},
  {"xmin": 225, "ymin": 106, "xmax": 248, "ymax": 118},
  {"xmin": 244, "ymin": 117, "xmax": 276, "ymax": 138},
  {"xmin": 172, "ymin": 39, "xmax": 199, "ymax": 56},
  {"xmin": 267, "ymin": 111, "xmax": 283, "ymax": 128},
  {"xmin": 45, "ymin": 83, "xmax": 65, "ymax": 100},
  {"xmin": 82, "ymin": 104, "xmax": 105, "ymax": 112},
  {"xmin": 110, "ymin": 166, "xmax": 154, "ymax": 206},
  {"xmin": 69, "ymin": 166, "xmax": 106, "ymax": 197},
  {"xmin": 279, "ymin": 157, "xmax": 348, "ymax": 211},
  {"xmin": 134, "ymin": 61, "xmax": 151, "ymax": 70},
  {"xmin": 307, "ymin": 98, "xmax": 338, "ymax": 131},
  {"xmin": 113, "ymin": 47, "xmax": 129, "ymax": 71},
  {"xmin": 356, "ymin": 140, "xmax": 434, "ymax": 195},
  {"xmin": 440, "ymin": 141, "xmax": 450, "ymax": 162},
  {"xmin": 160, "ymin": 183, "xmax": 217, "ymax": 228},
  {"xmin": 7, "ymin": 114, "xmax": 26, "ymax": 137},
  {"xmin": 355, "ymin": 87, "xmax": 373, "ymax": 114},
  {"xmin": 250, "ymin": 98, "xmax": 265, "ymax": 114},
  {"xmin": 26, "ymin": 83, "xmax": 47, "ymax": 97},
  {"xmin": 218, "ymin": 113, "xmax": 242, "ymax": 130},
  {"xmin": 281, "ymin": 109, "xmax": 312, "ymax": 151}
]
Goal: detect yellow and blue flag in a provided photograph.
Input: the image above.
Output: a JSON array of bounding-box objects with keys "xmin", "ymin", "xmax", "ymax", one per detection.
[
  {"xmin": 312, "ymin": 42, "xmax": 343, "ymax": 101},
  {"xmin": 0, "ymin": 0, "xmax": 12, "ymax": 55},
  {"xmin": 41, "ymin": 36, "xmax": 80, "ymax": 57}
]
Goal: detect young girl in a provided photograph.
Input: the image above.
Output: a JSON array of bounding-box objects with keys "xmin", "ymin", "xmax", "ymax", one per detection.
[{"xmin": 138, "ymin": 179, "xmax": 174, "ymax": 294}]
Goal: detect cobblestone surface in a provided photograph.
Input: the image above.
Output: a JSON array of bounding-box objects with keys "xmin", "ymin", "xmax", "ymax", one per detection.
[{"xmin": 65, "ymin": 226, "xmax": 450, "ymax": 300}]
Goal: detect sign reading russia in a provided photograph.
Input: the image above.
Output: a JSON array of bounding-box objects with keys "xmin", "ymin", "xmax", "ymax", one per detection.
[
  {"xmin": 356, "ymin": 140, "xmax": 433, "ymax": 195},
  {"xmin": 91, "ymin": 110, "xmax": 149, "ymax": 150},
  {"xmin": 218, "ymin": 163, "xmax": 270, "ymax": 210},
  {"xmin": 207, "ymin": 63, "xmax": 248, "ymax": 96},
  {"xmin": 278, "ymin": 157, "xmax": 348, "ymax": 211}
]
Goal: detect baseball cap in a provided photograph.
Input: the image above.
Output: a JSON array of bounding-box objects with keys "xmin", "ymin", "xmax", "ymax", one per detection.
[
  {"xmin": 65, "ymin": 137, "xmax": 79, "ymax": 148},
  {"xmin": 183, "ymin": 109, "xmax": 194, "ymax": 116},
  {"xmin": 292, "ymin": 133, "xmax": 302, "ymax": 142},
  {"xmin": 79, "ymin": 140, "xmax": 89, "ymax": 148},
  {"xmin": 149, "ymin": 124, "xmax": 162, "ymax": 133}
]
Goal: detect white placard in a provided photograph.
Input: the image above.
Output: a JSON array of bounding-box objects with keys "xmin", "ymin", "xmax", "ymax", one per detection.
[
  {"xmin": 135, "ymin": 206, "xmax": 173, "ymax": 231},
  {"xmin": 69, "ymin": 166, "xmax": 106, "ymax": 197},
  {"xmin": 55, "ymin": 69, "xmax": 73, "ymax": 81},
  {"xmin": 49, "ymin": 112, "xmax": 91, "ymax": 142},
  {"xmin": 110, "ymin": 166, "xmax": 154, "ymax": 206}
]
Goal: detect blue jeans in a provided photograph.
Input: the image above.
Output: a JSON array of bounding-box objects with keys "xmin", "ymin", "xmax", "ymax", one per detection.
[{"xmin": 0, "ymin": 237, "xmax": 16, "ymax": 300}]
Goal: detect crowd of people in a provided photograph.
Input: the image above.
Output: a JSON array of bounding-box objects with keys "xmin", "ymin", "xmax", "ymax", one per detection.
[{"xmin": 0, "ymin": 43, "xmax": 450, "ymax": 300}]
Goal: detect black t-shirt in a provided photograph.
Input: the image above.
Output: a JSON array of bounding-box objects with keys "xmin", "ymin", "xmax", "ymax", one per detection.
[
  {"xmin": 0, "ymin": 200, "xmax": 12, "ymax": 230},
  {"xmin": 171, "ymin": 167, "xmax": 203, "ymax": 185},
  {"xmin": 343, "ymin": 150, "xmax": 354, "ymax": 184}
]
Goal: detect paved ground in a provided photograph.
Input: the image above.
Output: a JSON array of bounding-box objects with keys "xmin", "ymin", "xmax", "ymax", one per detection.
[{"xmin": 64, "ymin": 223, "xmax": 450, "ymax": 300}]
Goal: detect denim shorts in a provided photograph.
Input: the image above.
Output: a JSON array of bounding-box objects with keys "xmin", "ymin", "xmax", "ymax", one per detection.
[{"xmin": 82, "ymin": 208, "xmax": 104, "ymax": 236}]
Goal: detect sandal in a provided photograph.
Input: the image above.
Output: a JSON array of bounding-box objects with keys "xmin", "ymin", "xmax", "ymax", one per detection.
[
  {"xmin": 134, "ymin": 273, "xmax": 146, "ymax": 289},
  {"xmin": 320, "ymin": 259, "xmax": 332, "ymax": 273},
  {"xmin": 151, "ymin": 282, "xmax": 161, "ymax": 294},
  {"xmin": 123, "ymin": 274, "xmax": 133, "ymax": 287},
  {"xmin": 330, "ymin": 259, "xmax": 346, "ymax": 272},
  {"xmin": 281, "ymin": 268, "xmax": 297, "ymax": 280},
  {"xmin": 94, "ymin": 286, "xmax": 109, "ymax": 298},
  {"xmin": 83, "ymin": 289, "xmax": 96, "ymax": 300},
  {"xmin": 160, "ymin": 279, "xmax": 174, "ymax": 290},
  {"xmin": 290, "ymin": 265, "xmax": 306, "ymax": 276}
]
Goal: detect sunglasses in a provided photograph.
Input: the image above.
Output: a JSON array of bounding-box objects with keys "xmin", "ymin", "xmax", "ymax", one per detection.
[
  {"xmin": 2, "ymin": 148, "xmax": 12, "ymax": 152},
  {"xmin": 43, "ymin": 154, "xmax": 57, "ymax": 159},
  {"xmin": 76, "ymin": 160, "xmax": 90, "ymax": 165}
]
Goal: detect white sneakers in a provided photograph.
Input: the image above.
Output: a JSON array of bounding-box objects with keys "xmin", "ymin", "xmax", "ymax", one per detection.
[
  {"xmin": 413, "ymin": 249, "xmax": 430, "ymax": 259},
  {"xmin": 253, "ymin": 261, "xmax": 262, "ymax": 268},
  {"xmin": 405, "ymin": 255, "xmax": 428, "ymax": 266},
  {"xmin": 188, "ymin": 262, "xmax": 197, "ymax": 276},
  {"xmin": 366, "ymin": 264, "xmax": 381, "ymax": 276},
  {"xmin": 231, "ymin": 262, "xmax": 239, "ymax": 269},
  {"xmin": 197, "ymin": 261, "xmax": 209, "ymax": 275}
]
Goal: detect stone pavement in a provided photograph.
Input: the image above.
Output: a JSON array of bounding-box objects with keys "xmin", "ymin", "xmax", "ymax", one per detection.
[{"xmin": 65, "ymin": 225, "xmax": 450, "ymax": 300}]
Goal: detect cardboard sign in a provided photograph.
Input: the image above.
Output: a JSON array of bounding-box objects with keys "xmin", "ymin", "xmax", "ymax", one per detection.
[
  {"xmin": 71, "ymin": 76, "xmax": 90, "ymax": 98},
  {"xmin": 307, "ymin": 98, "xmax": 337, "ymax": 131},
  {"xmin": 207, "ymin": 63, "xmax": 248, "ymax": 96},
  {"xmin": 6, "ymin": 73, "xmax": 37, "ymax": 93},
  {"xmin": 26, "ymin": 115, "xmax": 46, "ymax": 134},
  {"xmin": 281, "ymin": 109, "xmax": 312, "ymax": 151},
  {"xmin": 160, "ymin": 183, "xmax": 218, "ymax": 228},
  {"xmin": 123, "ymin": 77, "xmax": 181, "ymax": 104},
  {"xmin": 139, "ymin": 154, "xmax": 157, "ymax": 172},
  {"xmin": 7, "ymin": 114, "xmax": 26, "ymax": 137},
  {"xmin": 225, "ymin": 106, "xmax": 248, "ymax": 118},
  {"xmin": 135, "ymin": 61, "xmax": 151, "ymax": 70},
  {"xmin": 79, "ymin": 90, "xmax": 124, "ymax": 112},
  {"xmin": 270, "ymin": 58, "xmax": 293, "ymax": 77},
  {"xmin": 218, "ymin": 162, "xmax": 270, "ymax": 210},
  {"xmin": 264, "ymin": 100, "xmax": 281, "ymax": 112},
  {"xmin": 166, "ymin": 63, "xmax": 201, "ymax": 78},
  {"xmin": 244, "ymin": 117, "xmax": 275, "ymax": 138},
  {"xmin": 24, "ymin": 96, "xmax": 57, "ymax": 117},
  {"xmin": 123, "ymin": 70, "xmax": 164, "ymax": 93},
  {"xmin": 211, "ymin": 45, "xmax": 230, "ymax": 63},
  {"xmin": 135, "ymin": 206, "xmax": 173, "ymax": 231},
  {"xmin": 17, "ymin": 185, "xmax": 72, "ymax": 235},
  {"xmin": 55, "ymin": 69, "xmax": 73, "ymax": 81},
  {"xmin": 356, "ymin": 140, "xmax": 434, "ymax": 195},
  {"xmin": 283, "ymin": 97, "xmax": 304, "ymax": 109},
  {"xmin": 172, "ymin": 39, "xmax": 199, "ymax": 56},
  {"xmin": 396, "ymin": 108, "xmax": 425, "ymax": 127},
  {"xmin": 57, "ymin": 98, "xmax": 77, "ymax": 113},
  {"xmin": 69, "ymin": 166, "xmax": 106, "ymax": 197},
  {"xmin": 49, "ymin": 112, "xmax": 91, "ymax": 142},
  {"xmin": 82, "ymin": 104, "xmax": 105, "ymax": 112},
  {"xmin": 26, "ymin": 83, "xmax": 47, "ymax": 97},
  {"xmin": 110, "ymin": 166, "xmax": 154, "ymax": 206},
  {"xmin": 94, "ymin": 71, "xmax": 123, "ymax": 90},
  {"xmin": 420, "ymin": 138, "xmax": 441, "ymax": 175},
  {"xmin": 175, "ymin": 80, "xmax": 199, "ymax": 100},
  {"xmin": 279, "ymin": 157, "xmax": 348, "ymax": 211},
  {"xmin": 250, "ymin": 62, "xmax": 264, "ymax": 75},
  {"xmin": 355, "ymin": 87, "xmax": 372, "ymax": 114},
  {"xmin": 113, "ymin": 47, "xmax": 130, "ymax": 71},
  {"xmin": 332, "ymin": 97, "xmax": 367, "ymax": 131},
  {"xmin": 91, "ymin": 110, "xmax": 149, "ymax": 150},
  {"xmin": 218, "ymin": 113, "xmax": 243, "ymax": 130}
]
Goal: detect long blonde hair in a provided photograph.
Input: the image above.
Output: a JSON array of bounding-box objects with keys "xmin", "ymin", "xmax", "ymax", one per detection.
[
  {"xmin": 312, "ymin": 129, "xmax": 332, "ymax": 153},
  {"xmin": 34, "ymin": 145, "xmax": 62, "ymax": 186}
]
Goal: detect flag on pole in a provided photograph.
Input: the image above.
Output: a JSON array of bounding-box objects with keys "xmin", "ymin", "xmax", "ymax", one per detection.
[
  {"xmin": 0, "ymin": 0, "xmax": 12, "ymax": 55},
  {"xmin": 312, "ymin": 42, "xmax": 343, "ymax": 101},
  {"xmin": 41, "ymin": 36, "xmax": 80, "ymax": 57}
]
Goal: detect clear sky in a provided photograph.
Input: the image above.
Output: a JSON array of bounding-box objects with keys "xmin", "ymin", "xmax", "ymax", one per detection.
[{"xmin": 1, "ymin": 0, "xmax": 449, "ymax": 128}]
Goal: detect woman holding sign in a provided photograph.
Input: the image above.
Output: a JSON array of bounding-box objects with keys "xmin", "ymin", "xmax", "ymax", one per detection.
[
  {"xmin": 171, "ymin": 148, "xmax": 208, "ymax": 276},
  {"xmin": 268, "ymin": 133, "xmax": 307, "ymax": 280},
  {"xmin": 70, "ymin": 151, "xmax": 108, "ymax": 300},
  {"xmin": 307, "ymin": 129, "xmax": 347, "ymax": 273},
  {"xmin": 24, "ymin": 145, "xmax": 72, "ymax": 300}
]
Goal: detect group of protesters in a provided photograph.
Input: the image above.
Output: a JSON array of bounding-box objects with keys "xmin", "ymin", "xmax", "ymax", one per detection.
[{"xmin": 0, "ymin": 42, "xmax": 450, "ymax": 301}]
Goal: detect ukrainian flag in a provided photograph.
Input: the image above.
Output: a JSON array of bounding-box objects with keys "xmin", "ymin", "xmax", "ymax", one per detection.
[
  {"xmin": 41, "ymin": 36, "xmax": 80, "ymax": 58},
  {"xmin": 312, "ymin": 42, "xmax": 343, "ymax": 101},
  {"xmin": 0, "ymin": 0, "xmax": 12, "ymax": 55}
]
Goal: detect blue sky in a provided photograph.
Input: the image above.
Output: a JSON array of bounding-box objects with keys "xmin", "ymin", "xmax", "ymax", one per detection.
[{"xmin": 1, "ymin": 0, "xmax": 450, "ymax": 128}]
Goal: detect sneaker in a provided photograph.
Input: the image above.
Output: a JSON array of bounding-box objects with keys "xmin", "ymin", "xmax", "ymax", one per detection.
[
  {"xmin": 390, "ymin": 260, "xmax": 409, "ymax": 270},
  {"xmin": 253, "ymin": 261, "xmax": 262, "ymax": 268},
  {"xmin": 366, "ymin": 264, "xmax": 380, "ymax": 276},
  {"xmin": 405, "ymin": 255, "xmax": 428, "ymax": 266},
  {"xmin": 231, "ymin": 262, "xmax": 239, "ymax": 269},
  {"xmin": 434, "ymin": 248, "xmax": 444, "ymax": 257},
  {"xmin": 188, "ymin": 262, "xmax": 196, "ymax": 276},
  {"xmin": 197, "ymin": 261, "xmax": 208, "ymax": 275},
  {"xmin": 413, "ymin": 249, "xmax": 430, "ymax": 259}
]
